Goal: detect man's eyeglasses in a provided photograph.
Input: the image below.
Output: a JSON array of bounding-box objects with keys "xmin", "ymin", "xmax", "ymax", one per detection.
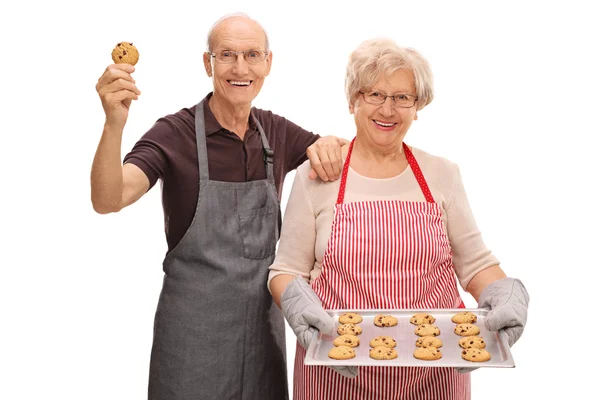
[
  {"xmin": 210, "ymin": 50, "xmax": 269, "ymax": 64},
  {"xmin": 359, "ymin": 91, "xmax": 418, "ymax": 108}
]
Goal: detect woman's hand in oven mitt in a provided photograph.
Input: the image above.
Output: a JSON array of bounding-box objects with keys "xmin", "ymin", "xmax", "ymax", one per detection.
[
  {"xmin": 281, "ymin": 277, "xmax": 358, "ymax": 379},
  {"xmin": 457, "ymin": 277, "xmax": 530, "ymax": 374}
]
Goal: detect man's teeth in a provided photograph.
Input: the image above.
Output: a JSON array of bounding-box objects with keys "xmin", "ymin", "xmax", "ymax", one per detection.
[
  {"xmin": 374, "ymin": 120, "xmax": 394, "ymax": 127},
  {"xmin": 230, "ymin": 81, "xmax": 251, "ymax": 86}
]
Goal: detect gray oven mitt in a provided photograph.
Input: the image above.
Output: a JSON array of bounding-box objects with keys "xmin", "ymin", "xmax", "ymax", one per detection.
[
  {"xmin": 457, "ymin": 277, "xmax": 530, "ymax": 374},
  {"xmin": 281, "ymin": 277, "xmax": 358, "ymax": 379}
]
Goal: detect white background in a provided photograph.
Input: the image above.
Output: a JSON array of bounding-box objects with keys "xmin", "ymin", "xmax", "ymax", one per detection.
[{"xmin": 1, "ymin": 0, "xmax": 598, "ymax": 398}]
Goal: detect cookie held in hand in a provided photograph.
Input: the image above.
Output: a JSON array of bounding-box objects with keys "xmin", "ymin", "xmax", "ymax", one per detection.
[{"xmin": 112, "ymin": 42, "xmax": 139, "ymax": 65}]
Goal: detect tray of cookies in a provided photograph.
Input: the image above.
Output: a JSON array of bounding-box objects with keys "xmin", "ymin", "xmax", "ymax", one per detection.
[{"xmin": 304, "ymin": 309, "xmax": 515, "ymax": 368}]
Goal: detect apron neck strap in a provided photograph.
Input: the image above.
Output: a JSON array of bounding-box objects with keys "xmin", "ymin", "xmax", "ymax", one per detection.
[
  {"xmin": 336, "ymin": 138, "xmax": 355, "ymax": 204},
  {"xmin": 404, "ymin": 143, "xmax": 435, "ymax": 203},
  {"xmin": 336, "ymin": 138, "xmax": 435, "ymax": 204},
  {"xmin": 195, "ymin": 100, "xmax": 210, "ymax": 182},
  {"xmin": 252, "ymin": 114, "xmax": 275, "ymax": 184}
]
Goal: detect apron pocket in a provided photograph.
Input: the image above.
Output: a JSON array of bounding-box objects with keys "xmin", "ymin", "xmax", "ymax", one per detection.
[{"xmin": 238, "ymin": 205, "xmax": 276, "ymax": 260}]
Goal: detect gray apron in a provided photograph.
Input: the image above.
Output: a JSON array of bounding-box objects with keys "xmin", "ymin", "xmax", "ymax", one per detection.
[{"xmin": 148, "ymin": 99, "xmax": 288, "ymax": 399}]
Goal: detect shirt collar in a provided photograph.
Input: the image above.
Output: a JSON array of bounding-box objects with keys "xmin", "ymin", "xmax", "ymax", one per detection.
[{"xmin": 202, "ymin": 92, "xmax": 257, "ymax": 136}]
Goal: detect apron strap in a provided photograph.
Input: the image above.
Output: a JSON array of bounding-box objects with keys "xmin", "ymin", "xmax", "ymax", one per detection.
[
  {"xmin": 195, "ymin": 100, "xmax": 210, "ymax": 182},
  {"xmin": 194, "ymin": 99, "xmax": 275, "ymax": 185},
  {"xmin": 336, "ymin": 138, "xmax": 355, "ymax": 204},
  {"xmin": 336, "ymin": 138, "xmax": 435, "ymax": 204},
  {"xmin": 252, "ymin": 113, "xmax": 275, "ymax": 185},
  {"xmin": 403, "ymin": 143, "xmax": 435, "ymax": 203}
]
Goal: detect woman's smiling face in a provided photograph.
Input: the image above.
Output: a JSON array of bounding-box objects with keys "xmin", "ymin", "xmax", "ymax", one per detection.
[{"xmin": 351, "ymin": 69, "xmax": 419, "ymax": 151}]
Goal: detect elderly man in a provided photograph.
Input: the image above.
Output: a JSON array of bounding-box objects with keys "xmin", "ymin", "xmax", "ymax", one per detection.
[{"xmin": 91, "ymin": 13, "xmax": 345, "ymax": 400}]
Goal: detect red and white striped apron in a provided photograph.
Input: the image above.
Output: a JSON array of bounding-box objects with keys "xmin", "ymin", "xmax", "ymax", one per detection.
[{"xmin": 293, "ymin": 138, "xmax": 470, "ymax": 399}]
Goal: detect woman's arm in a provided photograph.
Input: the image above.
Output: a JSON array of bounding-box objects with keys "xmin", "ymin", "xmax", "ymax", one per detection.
[
  {"xmin": 267, "ymin": 164, "xmax": 343, "ymax": 360},
  {"xmin": 271, "ymin": 274, "xmax": 297, "ymax": 308},
  {"xmin": 444, "ymin": 162, "xmax": 501, "ymax": 291},
  {"xmin": 465, "ymin": 265, "xmax": 507, "ymax": 302},
  {"xmin": 268, "ymin": 162, "xmax": 319, "ymax": 307},
  {"xmin": 445, "ymin": 164, "xmax": 530, "ymax": 347}
]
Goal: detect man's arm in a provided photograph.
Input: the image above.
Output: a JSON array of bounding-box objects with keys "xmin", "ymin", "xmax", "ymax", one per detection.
[
  {"xmin": 91, "ymin": 124, "xmax": 149, "ymax": 213},
  {"xmin": 306, "ymin": 135, "xmax": 349, "ymax": 181},
  {"xmin": 277, "ymin": 113, "xmax": 348, "ymax": 181},
  {"xmin": 91, "ymin": 64, "xmax": 148, "ymax": 214}
]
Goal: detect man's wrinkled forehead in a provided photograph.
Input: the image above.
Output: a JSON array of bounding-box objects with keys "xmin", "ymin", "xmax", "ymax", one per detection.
[{"xmin": 210, "ymin": 17, "xmax": 267, "ymax": 51}]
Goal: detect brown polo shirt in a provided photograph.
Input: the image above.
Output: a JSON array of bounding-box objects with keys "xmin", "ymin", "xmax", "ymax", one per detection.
[{"xmin": 123, "ymin": 92, "xmax": 320, "ymax": 253}]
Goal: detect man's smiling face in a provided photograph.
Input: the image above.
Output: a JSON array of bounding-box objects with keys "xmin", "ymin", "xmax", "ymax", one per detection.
[{"xmin": 203, "ymin": 17, "xmax": 272, "ymax": 108}]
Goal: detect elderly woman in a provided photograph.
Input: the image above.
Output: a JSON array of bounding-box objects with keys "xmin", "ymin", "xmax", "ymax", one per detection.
[{"xmin": 268, "ymin": 38, "xmax": 529, "ymax": 399}]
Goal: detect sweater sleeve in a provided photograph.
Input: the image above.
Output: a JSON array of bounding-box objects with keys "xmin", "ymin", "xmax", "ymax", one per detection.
[
  {"xmin": 446, "ymin": 163, "xmax": 500, "ymax": 290},
  {"xmin": 268, "ymin": 163, "xmax": 317, "ymax": 289}
]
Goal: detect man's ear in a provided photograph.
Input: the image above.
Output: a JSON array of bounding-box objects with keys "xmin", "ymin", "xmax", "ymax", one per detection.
[
  {"xmin": 265, "ymin": 51, "xmax": 273, "ymax": 76},
  {"xmin": 203, "ymin": 52, "xmax": 212, "ymax": 77}
]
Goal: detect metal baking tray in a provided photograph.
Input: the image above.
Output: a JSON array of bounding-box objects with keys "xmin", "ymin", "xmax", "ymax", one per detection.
[{"xmin": 304, "ymin": 308, "xmax": 515, "ymax": 368}]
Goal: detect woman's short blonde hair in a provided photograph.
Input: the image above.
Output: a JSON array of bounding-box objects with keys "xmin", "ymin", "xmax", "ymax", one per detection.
[{"xmin": 345, "ymin": 38, "xmax": 434, "ymax": 111}]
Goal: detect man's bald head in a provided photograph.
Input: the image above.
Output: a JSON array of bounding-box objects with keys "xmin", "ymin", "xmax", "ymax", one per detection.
[{"xmin": 206, "ymin": 13, "xmax": 270, "ymax": 53}]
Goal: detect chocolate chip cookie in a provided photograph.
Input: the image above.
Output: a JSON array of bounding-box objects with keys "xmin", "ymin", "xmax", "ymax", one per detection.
[
  {"xmin": 369, "ymin": 336, "xmax": 397, "ymax": 348},
  {"xmin": 333, "ymin": 334, "xmax": 360, "ymax": 348},
  {"xmin": 410, "ymin": 313, "xmax": 436, "ymax": 325},
  {"xmin": 374, "ymin": 314, "xmax": 398, "ymax": 327},
  {"xmin": 461, "ymin": 348, "xmax": 491, "ymax": 362},
  {"xmin": 458, "ymin": 336, "xmax": 486, "ymax": 349},
  {"xmin": 337, "ymin": 323, "xmax": 362, "ymax": 336},
  {"xmin": 414, "ymin": 324, "xmax": 441, "ymax": 337},
  {"xmin": 451, "ymin": 311, "xmax": 478, "ymax": 324},
  {"xmin": 369, "ymin": 346, "xmax": 398, "ymax": 360},
  {"xmin": 328, "ymin": 345, "xmax": 356, "ymax": 360},
  {"xmin": 413, "ymin": 346, "xmax": 443, "ymax": 360},
  {"xmin": 415, "ymin": 336, "xmax": 443, "ymax": 348},
  {"xmin": 338, "ymin": 312, "xmax": 363, "ymax": 324},
  {"xmin": 454, "ymin": 323, "xmax": 480, "ymax": 337},
  {"xmin": 111, "ymin": 42, "xmax": 139, "ymax": 65}
]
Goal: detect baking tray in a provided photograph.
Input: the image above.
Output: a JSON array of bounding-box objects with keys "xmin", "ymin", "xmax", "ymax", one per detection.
[{"xmin": 304, "ymin": 308, "xmax": 514, "ymax": 368}]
